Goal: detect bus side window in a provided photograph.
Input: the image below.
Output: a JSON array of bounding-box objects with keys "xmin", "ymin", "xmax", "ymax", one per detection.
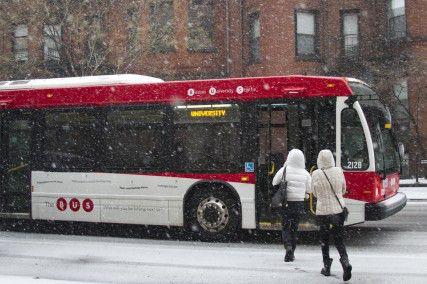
[
  {"xmin": 172, "ymin": 104, "xmax": 241, "ymax": 172},
  {"xmin": 43, "ymin": 111, "xmax": 99, "ymax": 171},
  {"xmin": 341, "ymin": 108, "xmax": 369, "ymax": 171},
  {"xmin": 104, "ymin": 108, "xmax": 165, "ymax": 171}
]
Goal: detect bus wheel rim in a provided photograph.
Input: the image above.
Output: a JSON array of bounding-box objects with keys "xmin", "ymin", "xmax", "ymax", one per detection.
[{"xmin": 196, "ymin": 197, "xmax": 230, "ymax": 233}]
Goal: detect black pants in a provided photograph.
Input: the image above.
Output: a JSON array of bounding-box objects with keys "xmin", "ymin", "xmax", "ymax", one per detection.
[
  {"xmin": 317, "ymin": 213, "xmax": 348, "ymax": 263},
  {"xmin": 281, "ymin": 201, "xmax": 305, "ymax": 251}
]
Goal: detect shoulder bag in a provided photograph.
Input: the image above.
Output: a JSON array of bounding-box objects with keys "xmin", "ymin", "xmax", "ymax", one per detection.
[
  {"xmin": 321, "ymin": 169, "xmax": 349, "ymax": 221},
  {"xmin": 271, "ymin": 167, "xmax": 287, "ymax": 209}
]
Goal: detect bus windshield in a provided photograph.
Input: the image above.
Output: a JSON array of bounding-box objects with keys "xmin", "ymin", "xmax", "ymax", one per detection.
[{"xmin": 350, "ymin": 82, "xmax": 400, "ymax": 174}]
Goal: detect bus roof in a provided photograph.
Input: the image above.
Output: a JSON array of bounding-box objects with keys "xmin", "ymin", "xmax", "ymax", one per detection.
[
  {"xmin": 346, "ymin": 77, "xmax": 372, "ymax": 87},
  {"xmin": 0, "ymin": 74, "xmax": 164, "ymax": 90},
  {"xmin": 0, "ymin": 75, "xmax": 353, "ymax": 109}
]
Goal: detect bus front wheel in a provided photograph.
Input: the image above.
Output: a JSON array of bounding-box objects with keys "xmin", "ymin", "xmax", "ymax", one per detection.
[{"xmin": 186, "ymin": 188, "xmax": 240, "ymax": 241}]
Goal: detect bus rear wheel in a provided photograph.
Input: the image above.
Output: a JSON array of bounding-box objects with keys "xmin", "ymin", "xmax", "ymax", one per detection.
[{"xmin": 187, "ymin": 188, "xmax": 240, "ymax": 241}]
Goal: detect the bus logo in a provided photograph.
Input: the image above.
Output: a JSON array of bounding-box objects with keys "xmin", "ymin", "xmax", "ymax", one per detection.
[
  {"xmin": 56, "ymin": 198, "xmax": 67, "ymax": 211},
  {"xmin": 70, "ymin": 198, "xmax": 81, "ymax": 212},
  {"xmin": 187, "ymin": 88, "xmax": 195, "ymax": 96},
  {"xmin": 236, "ymin": 86, "xmax": 244, "ymax": 94},
  {"xmin": 209, "ymin": 87, "xmax": 216, "ymax": 96}
]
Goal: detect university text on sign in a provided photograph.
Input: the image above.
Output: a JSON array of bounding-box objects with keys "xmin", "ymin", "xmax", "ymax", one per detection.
[{"xmin": 190, "ymin": 109, "xmax": 226, "ymax": 117}]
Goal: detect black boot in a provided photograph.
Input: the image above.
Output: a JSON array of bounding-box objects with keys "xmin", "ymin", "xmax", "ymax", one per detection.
[
  {"xmin": 340, "ymin": 258, "xmax": 352, "ymax": 281},
  {"xmin": 284, "ymin": 246, "xmax": 295, "ymax": 262},
  {"xmin": 321, "ymin": 258, "xmax": 333, "ymax": 276}
]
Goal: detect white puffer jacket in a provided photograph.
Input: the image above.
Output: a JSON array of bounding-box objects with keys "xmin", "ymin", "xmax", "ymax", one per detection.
[
  {"xmin": 272, "ymin": 149, "xmax": 311, "ymax": 202},
  {"xmin": 310, "ymin": 150, "xmax": 347, "ymax": 215}
]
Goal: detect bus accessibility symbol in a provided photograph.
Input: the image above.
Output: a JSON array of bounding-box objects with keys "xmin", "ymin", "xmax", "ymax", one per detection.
[{"xmin": 245, "ymin": 162, "xmax": 255, "ymax": 173}]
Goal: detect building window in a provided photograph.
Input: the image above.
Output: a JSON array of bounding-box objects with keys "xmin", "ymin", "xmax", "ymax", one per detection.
[
  {"xmin": 126, "ymin": 8, "xmax": 141, "ymax": 53},
  {"xmin": 149, "ymin": 0, "xmax": 175, "ymax": 53},
  {"xmin": 188, "ymin": 0, "xmax": 214, "ymax": 52},
  {"xmin": 388, "ymin": 0, "xmax": 406, "ymax": 40},
  {"xmin": 342, "ymin": 12, "xmax": 358, "ymax": 59},
  {"xmin": 43, "ymin": 24, "xmax": 61, "ymax": 61},
  {"xmin": 13, "ymin": 24, "xmax": 29, "ymax": 62},
  {"xmin": 393, "ymin": 78, "xmax": 409, "ymax": 121},
  {"xmin": 295, "ymin": 11, "xmax": 318, "ymax": 59},
  {"xmin": 84, "ymin": 14, "xmax": 106, "ymax": 60},
  {"xmin": 248, "ymin": 12, "xmax": 260, "ymax": 63}
]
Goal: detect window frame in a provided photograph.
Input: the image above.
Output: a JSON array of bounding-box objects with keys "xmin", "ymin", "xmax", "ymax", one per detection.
[
  {"xmin": 43, "ymin": 23, "xmax": 62, "ymax": 62},
  {"xmin": 392, "ymin": 78, "xmax": 410, "ymax": 129},
  {"xmin": 126, "ymin": 7, "xmax": 141, "ymax": 53},
  {"xmin": 148, "ymin": 0, "xmax": 176, "ymax": 53},
  {"xmin": 84, "ymin": 14, "xmax": 107, "ymax": 58},
  {"xmin": 187, "ymin": 0, "xmax": 215, "ymax": 53},
  {"xmin": 340, "ymin": 10, "xmax": 360, "ymax": 60},
  {"xmin": 248, "ymin": 11, "xmax": 261, "ymax": 64},
  {"xmin": 388, "ymin": 0, "xmax": 407, "ymax": 40},
  {"xmin": 294, "ymin": 9, "xmax": 319, "ymax": 61},
  {"xmin": 13, "ymin": 24, "xmax": 29, "ymax": 62}
]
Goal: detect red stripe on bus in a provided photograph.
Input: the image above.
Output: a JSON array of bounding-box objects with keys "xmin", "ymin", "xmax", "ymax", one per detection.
[{"xmin": 141, "ymin": 172, "xmax": 256, "ymax": 184}]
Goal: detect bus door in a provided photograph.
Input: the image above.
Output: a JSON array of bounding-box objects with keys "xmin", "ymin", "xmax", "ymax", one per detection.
[
  {"xmin": 0, "ymin": 111, "xmax": 33, "ymax": 216},
  {"xmin": 256, "ymin": 104, "xmax": 301, "ymax": 226}
]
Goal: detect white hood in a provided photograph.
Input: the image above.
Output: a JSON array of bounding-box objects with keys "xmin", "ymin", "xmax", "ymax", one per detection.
[
  {"xmin": 317, "ymin": 149, "xmax": 335, "ymax": 169},
  {"xmin": 285, "ymin": 149, "xmax": 306, "ymax": 169},
  {"xmin": 273, "ymin": 149, "xmax": 311, "ymax": 201}
]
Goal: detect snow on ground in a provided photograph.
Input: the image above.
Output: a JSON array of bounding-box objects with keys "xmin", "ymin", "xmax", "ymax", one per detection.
[
  {"xmin": 0, "ymin": 275, "xmax": 93, "ymax": 284},
  {"xmin": 1, "ymin": 228, "xmax": 427, "ymax": 284},
  {"xmin": 400, "ymin": 178, "xmax": 427, "ymax": 185},
  {"xmin": 399, "ymin": 187, "xmax": 427, "ymax": 200}
]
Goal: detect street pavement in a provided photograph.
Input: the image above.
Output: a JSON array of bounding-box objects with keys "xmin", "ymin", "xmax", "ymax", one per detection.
[{"xmin": 0, "ymin": 200, "xmax": 427, "ymax": 283}]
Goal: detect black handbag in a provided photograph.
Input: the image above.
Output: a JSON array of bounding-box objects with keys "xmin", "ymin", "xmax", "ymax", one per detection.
[
  {"xmin": 271, "ymin": 167, "xmax": 287, "ymax": 208},
  {"xmin": 321, "ymin": 169, "xmax": 349, "ymax": 221}
]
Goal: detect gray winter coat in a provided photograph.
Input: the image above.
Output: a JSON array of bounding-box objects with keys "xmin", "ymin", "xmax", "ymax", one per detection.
[{"xmin": 309, "ymin": 150, "xmax": 347, "ymax": 215}]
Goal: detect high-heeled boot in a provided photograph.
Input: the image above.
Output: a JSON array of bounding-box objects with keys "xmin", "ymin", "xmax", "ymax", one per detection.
[
  {"xmin": 321, "ymin": 258, "xmax": 333, "ymax": 276},
  {"xmin": 284, "ymin": 246, "xmax": 295, "ymax": 262},
  {"xmin": 340, "ymin": 257, "xmax": 352, "ymax": 281}
]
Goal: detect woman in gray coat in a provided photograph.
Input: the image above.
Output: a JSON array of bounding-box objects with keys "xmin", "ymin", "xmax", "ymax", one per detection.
[{"xmin": 310, "ymin": 149, "xmax": 352, "ymax": 281}]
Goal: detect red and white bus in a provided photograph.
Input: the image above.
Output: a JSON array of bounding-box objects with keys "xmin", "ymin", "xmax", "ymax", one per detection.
[{"xmin": 0, "ymin": 74, "xmax": 406, "ymax": 240}]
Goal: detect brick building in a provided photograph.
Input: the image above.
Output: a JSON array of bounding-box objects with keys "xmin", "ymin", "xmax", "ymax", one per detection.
[{"xmin": 0, "ymin": 0, "xmax": 426, "ymax": 176}]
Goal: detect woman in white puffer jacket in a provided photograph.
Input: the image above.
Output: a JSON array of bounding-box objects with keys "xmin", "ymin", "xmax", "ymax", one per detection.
[
  {"xmin": 310, "ymin": 149, "xmax": 352, "ymax": 281},
  {"xmin": 272, "ymin": 149, "xmax": 311, "ymax": 262}
]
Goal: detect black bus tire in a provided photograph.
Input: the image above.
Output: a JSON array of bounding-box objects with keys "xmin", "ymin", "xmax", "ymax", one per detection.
[{"xmin": 186, "ymin": 188, "xmax": 240, "ymax": 242}]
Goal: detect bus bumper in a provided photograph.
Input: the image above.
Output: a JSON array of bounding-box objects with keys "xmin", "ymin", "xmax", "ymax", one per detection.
[{"xmin": 365, "ymin": 192, "xmax": 407, "ymax": 221}]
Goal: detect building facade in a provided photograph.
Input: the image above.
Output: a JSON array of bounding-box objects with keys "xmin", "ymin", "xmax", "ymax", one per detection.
[{"xmin": 0, "ymin": 0, "xmax": 426, "ymax": 177}]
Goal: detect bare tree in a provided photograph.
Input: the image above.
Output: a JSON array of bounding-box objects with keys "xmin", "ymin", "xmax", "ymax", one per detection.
[
  {"xmin": 0, "ymin": 0, "xmax": 144, "ymax": 79},
  {"xmin": 370, "ymin": 55, "xmax": 427, "ymax": 179}
]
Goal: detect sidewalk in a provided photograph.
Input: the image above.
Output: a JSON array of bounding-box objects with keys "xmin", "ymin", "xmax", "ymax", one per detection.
[
  {"xmin": 399, "ymin": 186, "xmax": 427, "ymax": 201},
  {"xmin": 400, "ymin": 178, "xmax": 427, "ymax": 187}
]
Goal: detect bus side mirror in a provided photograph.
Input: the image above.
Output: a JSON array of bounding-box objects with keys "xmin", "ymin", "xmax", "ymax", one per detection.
[{"xmin": 344, "ymin": 96, "xmax": 357, "ymax": 108}]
